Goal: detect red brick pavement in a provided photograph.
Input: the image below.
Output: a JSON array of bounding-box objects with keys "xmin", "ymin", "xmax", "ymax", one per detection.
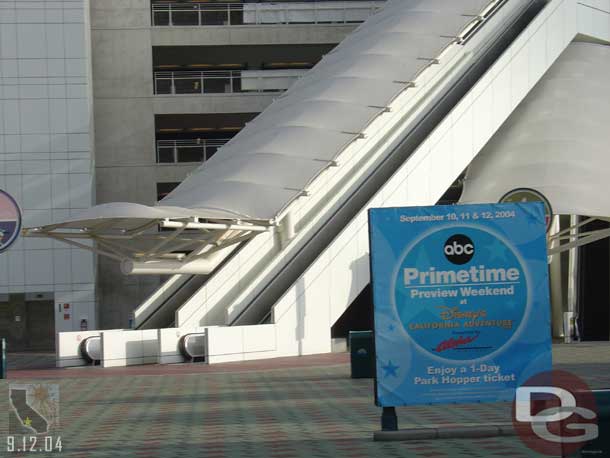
[{"xmin": 8, "ymin": 352, "xmax": 350, "ymax": 380}]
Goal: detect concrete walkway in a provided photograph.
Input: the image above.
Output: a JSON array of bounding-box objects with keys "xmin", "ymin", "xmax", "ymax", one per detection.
[{"xmin": 1, "ymin": 343, "xmax": 609, "ymax": 458}]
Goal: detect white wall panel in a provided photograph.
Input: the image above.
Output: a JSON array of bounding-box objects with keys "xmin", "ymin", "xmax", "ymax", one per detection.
[
  {"xmin": 71, "ymin": 250, "xmax": 94, "ymax": 284},
  {"xmin": 52, "ymin": 249, "xmax": 72, "ymax": 285},
  {"xmin": 102, "ymin": 329, "xmax": 159, "ymax": 368},
  {"xmin": 24, "ymin": 251, "xmax": 54, "ymax": 285},
  {"xmin": 0, "ymin": 252, "xmax": 7, "ymax": 289},
  {"xmin": 0, "ymin": 0, "xmax": 96, "ymax": 339},
  {"xmin": 69, "ymin": 173, "xmax": 92, "ymax": 208},
  {"xmin": 3, "ymin": 100, "xmax": 20, "ymax": 134},
  {"xmin": 64, "ymin": 24, "xmax": 87, "ymax": 58},
  {"xmin": 206, "ymin": 325, "xmax": 277, "ymax": 364},
  {"xmin": 22, "ymin": 175, "xmax": 52, "ymax": 210},
  {"xmin": 243, "ymin": 325, "xmax": 276, "ymax": 353},
  {"xmin": 8, "ymin": 251, "xmax": 25, "ymax": 286},
  {"xmin": 17, "ymin": 24, "xmax": 46, "ymax": 59},
  {"xmin": 578, "ymin": 1, "xmax": 610, "ymax": 41},
  {"xmin": 0, "ymin": 24, "xmax": 17, "ymax": 58}
]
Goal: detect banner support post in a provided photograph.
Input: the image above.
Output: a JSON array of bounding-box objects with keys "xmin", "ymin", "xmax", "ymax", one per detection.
[
  {"xmin": 381, "ymin": 407, "xmax": 398, "ymax": 431},
  {"xmin": 1, "ymin": 338, "xmax": 6, "ymax": 379}
]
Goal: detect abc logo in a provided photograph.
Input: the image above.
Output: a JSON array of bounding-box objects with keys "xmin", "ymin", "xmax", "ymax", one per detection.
[{"xmin": 444, "ymin": 234, "xmax": 475, "ymax": 265}]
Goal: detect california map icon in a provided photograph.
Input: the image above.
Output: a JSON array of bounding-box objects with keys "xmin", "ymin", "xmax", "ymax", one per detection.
[{"xmin": 9, "ymin": 384, "xmax": 59, "ymax": 435}]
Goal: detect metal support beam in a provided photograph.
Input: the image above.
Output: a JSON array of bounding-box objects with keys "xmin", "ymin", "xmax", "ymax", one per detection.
[
  {"xmin": 160, "ymin": 220, "xmax": 270, "ymax": 232},
  {"xmin": 121, "ymin": 248, "xmax": 228, "ymax": 275},
  {"xmin": 548, "ymin": 227, "xmax": 610, "ymax": 255}
]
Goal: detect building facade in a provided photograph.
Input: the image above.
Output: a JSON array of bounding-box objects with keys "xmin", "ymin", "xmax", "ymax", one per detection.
[
  {"xmin": 0, "ymin": 0, "xmax": 96, "ymax": 350},
  {"xmin": 0, "ymin": 0, "xmax": 384, "ymax": 349}
]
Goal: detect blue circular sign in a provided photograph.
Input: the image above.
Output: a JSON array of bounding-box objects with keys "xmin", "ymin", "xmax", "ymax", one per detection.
[
  {"xmin": 393, "ymin": 225, "xmax": 529, "ymax": 362},
  {"xmin": 0, "ymin": 189, "xmax": 22, "ymax": 253}
]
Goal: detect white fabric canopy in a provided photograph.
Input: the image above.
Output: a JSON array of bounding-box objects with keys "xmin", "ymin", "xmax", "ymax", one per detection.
[
  {"xmin": 32, "ymin": 0, "xmax": 500, "ymax": 232},
  {"xmin": 460, "ymin": 43, "xmax": 610, "ymax": 218},
  {"xmin": 37, "ymin": 203, "xmax": 232, "ymax": 231}
]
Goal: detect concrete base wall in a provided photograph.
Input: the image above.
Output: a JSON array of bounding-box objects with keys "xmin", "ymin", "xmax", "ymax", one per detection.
[{"xmin": 101, "ymin": 329, "xmax": 159, "ymax": 367}]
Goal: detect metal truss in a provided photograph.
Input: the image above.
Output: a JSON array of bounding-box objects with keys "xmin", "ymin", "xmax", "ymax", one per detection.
[
  {"xmin": 23, "ymin": 218, "xmax": 273, "ymax": 267},
  {"xmin": 548, "ymin": 217, "xmax": 610, "ymax": 255}
]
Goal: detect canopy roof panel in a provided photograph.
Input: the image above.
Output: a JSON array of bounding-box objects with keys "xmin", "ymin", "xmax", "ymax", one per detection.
[
  {"xmin": 328, "ymin": 32, "xmax": 454, "ymax": 60},
  {"xmin": 269, "ymin": 77, "xmax": 404, "ymax": 111},
  {"xmin": 460, "ymin": 43, "xmax": 610, "ymax": 218},
  {"xmin": 36, "ymin": 203, "xmax": 229, "ymax": 232},
  {"xmin": 242, "ymin": 99, "xmax": 384, "ymax": 134},
  {"xmin": 218, "ymin": 126, "xmax": 356, "ymax": 162}
]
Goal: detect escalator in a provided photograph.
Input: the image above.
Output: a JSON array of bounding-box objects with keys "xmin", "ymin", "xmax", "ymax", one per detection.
[
  {"xmin": 96, "ymin": 0, "xmax": 547, "ymax": 335},
  {"xmin": 134, "ymin": 275, "xmax": 205, "ymax": 330},
  {"xmin": 226, "ymin": 0, "xmax": 547, "ymax": 327}
]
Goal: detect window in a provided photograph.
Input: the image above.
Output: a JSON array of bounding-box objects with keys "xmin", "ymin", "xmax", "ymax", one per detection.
[
  {"xmin": 156, "ymin": 182, "xmax": 180, "ymax": 202},
  {"xmin": 154, "ymin": 113, "xmax": 258, "ymax": 164}
]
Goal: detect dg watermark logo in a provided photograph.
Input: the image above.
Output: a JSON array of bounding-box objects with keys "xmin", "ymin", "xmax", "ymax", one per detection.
[{"xmin": 513, "ymin": 370, "xmax": 599, "ymax": 456}]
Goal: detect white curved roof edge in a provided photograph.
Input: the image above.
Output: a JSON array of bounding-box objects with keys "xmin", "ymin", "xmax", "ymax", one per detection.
[
  {"xmin": 28, "ymin": 0, "xmax": 513, "ymax": 235},
  {"xmin": 25, "ymin": 202, "xmax": 260, "ymax": 233},
  {"xmin": 460, "ymin": 42, "xmax": 610, "ymax": 218}
]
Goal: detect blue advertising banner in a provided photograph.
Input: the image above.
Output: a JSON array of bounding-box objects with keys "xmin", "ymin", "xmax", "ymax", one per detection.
[{"xmin": 369, "ymin": 203, "xmax": 552, "ymax": 406}]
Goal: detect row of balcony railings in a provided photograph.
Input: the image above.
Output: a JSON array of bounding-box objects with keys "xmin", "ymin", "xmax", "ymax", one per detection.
[
  {"xmin": 151, "ymin": 1, "xmax": 385, "ymax": 27},
  {"xmin": 156, "ymin": 138, "xmax": 232, "ymax": 163},
  {"xmin": 153, "ymin": 69, "xmax": 307, "ymax": 95}
]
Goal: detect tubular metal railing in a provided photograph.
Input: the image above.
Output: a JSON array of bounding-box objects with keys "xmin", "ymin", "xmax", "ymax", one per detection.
[
  {"xmin": 153, "ymin": 70, "xmax": 302, "ymax": 95},
  {"xmin": 154, "ymin": 70, "xmax": 241, "ymax": 95},
  {"xmin": 151, "ymin": 2, "xmax": 383, "ymax": 26},
  {"xmin": 156, "ymin": 138, "xmax": 232, "ymax": 163}
]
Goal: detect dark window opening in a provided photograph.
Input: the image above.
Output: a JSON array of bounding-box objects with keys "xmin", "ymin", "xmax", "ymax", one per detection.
[
  {"xmin": 155, "ymin": 113, "xmax": 257, "ymax": 164},
  {"xmin": 157, "ymin": 182, "xmax": 180, "ymax": 202}
]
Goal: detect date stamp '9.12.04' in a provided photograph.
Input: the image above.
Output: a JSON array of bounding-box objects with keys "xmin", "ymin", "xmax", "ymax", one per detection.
[{"xmin": 7, "ymin": 383, "xmax": 63, "ymax": 453}]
